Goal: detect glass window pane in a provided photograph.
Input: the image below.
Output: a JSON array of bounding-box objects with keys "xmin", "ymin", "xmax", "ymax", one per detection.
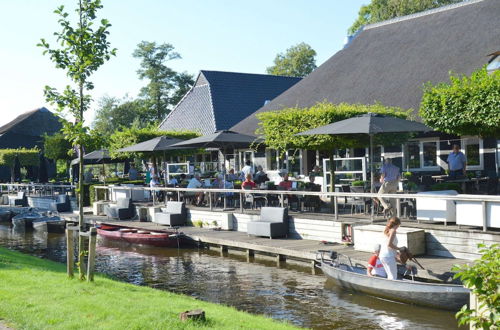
[
  {"xmin": 269, "ymin": 150, "xmax": 278, "ymax": 170},
  {"xmin": 287, "ymin": 150, "xmax": 301, "ymax": 175},
  {"xmin": 423, "ymin": 142, "xmax": 437, "ymax": 167},
  {"xmin": 408, "ymin": 143, "xmax": 420, "ymax": 168},
  {"xmin": 466, "ymin": 142, "xmax": 480, "ymax": 166}
]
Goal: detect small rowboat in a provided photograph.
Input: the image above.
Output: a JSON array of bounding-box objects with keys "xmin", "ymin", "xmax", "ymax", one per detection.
[
  {"xmin": 97, "ymin": 224, "xmax": 182, "ymax": 247},
  {"xmin": 316, "ymin": 250, "xmax": 469, "ymax": 311}
]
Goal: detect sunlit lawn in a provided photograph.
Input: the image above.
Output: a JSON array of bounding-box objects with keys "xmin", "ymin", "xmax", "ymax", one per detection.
[{"xmin": 0, "ymin": 247, "xmax": 298, "ymax": 329}]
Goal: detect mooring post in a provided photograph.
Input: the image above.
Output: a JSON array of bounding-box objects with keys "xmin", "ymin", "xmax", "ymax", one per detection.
[
  {"xmin": 220, "ymin": 245, "xmax": 228, "ymax": 256},
  {"xmin": 311, "ymin": 260, "xmax": 319, "ymax": 275},
  {"xmin": 246, "ymin": 249, "xmax": 255, "ymax": 262},
  {"xmin": 87, "ymin": 227, "xmax": 97, "ymax": 282},
  {"xmin": 276, "ymin": 254, "xmax": 286, "ymax": 267},
  {"xmin": 65, "ymin": 224, "xmax": 77, "ymax": 278}
]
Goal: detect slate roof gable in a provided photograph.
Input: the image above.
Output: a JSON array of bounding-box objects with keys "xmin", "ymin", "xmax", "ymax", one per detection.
[
  {"xmin": 159, "ymin": 71, "xmax": 301, "ymax": 136},
  {"xmin": 231, "ymin": 0, "xmax": 500, "ymax": 136}
]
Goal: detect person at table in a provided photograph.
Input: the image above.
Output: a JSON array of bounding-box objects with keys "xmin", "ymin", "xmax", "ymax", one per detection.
[
  {"xmin": 367, "ymin": 243, "xmax": 387, "ymax": 278},
  {"xmin": 379, "ymin": 216, "xmax": 402, "ymax": 280},
  {"xmin": 279, "ymin": 173, "xmax": 293, "ymax": 190},
  {"xmin": 128, "ymin": 164, "xmax": 139, "ymax": 181},
  {"xmin": 378, "ymin": 158, "xmax": 400, "ymax": 214},
  {"xmin": 241, "ymin": 160, "xmax": 254, "ymax": 179},
  {"xmin": 242, "ymin": 173, "xmax": 257, "ymax": 189},
  {"xmin": 304, "ymin": 174, "xmax": 321, "ymax": 211},
  {"xmin": 187, "ymin": 173, "xmax": 204, "ymax": 205},
  {"xmin": 227, "ymin": 168, "xmax": 239, "ymax": 181},
  {"xmin": 447, "ymin": 144, "xmax": 467, "ymax": 179},
  {"xmin": 254, "ymin": 165, "xmax": 269, "ymax": 184},
  {"xmin": 150, "ymin": 175, "xmax": 163, "ymax": 202}
]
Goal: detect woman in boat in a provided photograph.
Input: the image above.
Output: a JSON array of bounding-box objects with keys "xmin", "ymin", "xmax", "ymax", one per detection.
[{"xmin": 379, "ymin": 216, "xmax": 401, "ymax": 280}]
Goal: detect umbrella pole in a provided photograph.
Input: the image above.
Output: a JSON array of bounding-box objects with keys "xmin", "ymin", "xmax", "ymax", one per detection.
[
  {"xmin": 370, "ymin": 134, "xmax": 375, "ymax": 222},
  {"xmin": 223, "ymin": 149, "xmax": 227, "ymax": 210}
]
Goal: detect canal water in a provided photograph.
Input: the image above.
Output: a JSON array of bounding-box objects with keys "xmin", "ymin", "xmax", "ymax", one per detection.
[{"xmin": 0, "ymin": 224, "xmax": 462, "ymax": 330}]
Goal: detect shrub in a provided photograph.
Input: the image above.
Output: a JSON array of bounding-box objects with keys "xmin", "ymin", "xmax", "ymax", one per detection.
[
  {"xmin": 430, "ymin": 183, "xmax": 461, "ymax": 193},
  {"xmin": 452, "ymin": 244, "xmax": 499, "ymax": 329},
  {"xmin": 352, "ymin": 180, "xmax": 365, "ymax": 187}
]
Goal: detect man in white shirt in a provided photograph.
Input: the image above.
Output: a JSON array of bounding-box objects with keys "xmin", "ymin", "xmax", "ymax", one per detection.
[{"xmin": 241, "ymin": 161, "xmax": 254, "ymax": 179}]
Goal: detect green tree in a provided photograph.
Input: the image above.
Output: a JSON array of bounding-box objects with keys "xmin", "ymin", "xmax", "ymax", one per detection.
[
  {"xmin": 348, "ymin": 0, "xmax": 462, "ymax": 35},
  {"xmin": 420, "ymin": 67, "xmax": 500, "ymax": 138},
  {"xmin": 452, "ymin": 244, "xmax": 499, "ymax": 329},
  {"xmin": 256, "ymin": 102, "xmax": 410, "ymax": 193},
  {"xmin": 38, "ymin": 0, "xmax": 116, "ymax": 280},
  {"xmin": 92, "ymin": 95, "xmax": 148, "ymax": 137},
  {"xmin": 43, "ymin": 132, "xmax": 73, "ymax": 162},
  {"xmin": 266, "ymin": 42, "xmax": 317, "ymax": 78},
  {"xmin": 132, "ymin": 41, "xmax": 194, "ymax": 122},
  {"xmin": 108, "ymin": 126, "xmax": 200, "ymax": 173}
]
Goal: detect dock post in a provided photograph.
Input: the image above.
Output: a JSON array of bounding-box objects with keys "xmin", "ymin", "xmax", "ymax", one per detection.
[
  {"xmin": 276, "ymin": 254, "xmax": 286, "ymax": 267},
  {"xmin": 311, "ymin": 260, "xmax": 319, "ymax": 275},
  {"xmin": 87, "ymin": 227, "xmax": 97, "ymax": 282},
  {"xmin": 246, "ymin": 249, "xmax": 255, "ymax": 262},
  {"xmin": 65, "ymin": 224, "xmax": 76, "ymax": 278},
  {"xmin": 220, "ymin": 245, "xmax": 228, "ymax": 256}
]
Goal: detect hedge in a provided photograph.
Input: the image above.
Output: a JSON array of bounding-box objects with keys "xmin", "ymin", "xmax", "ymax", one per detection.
[{"xmin": 0, "ymin": 148, "xmax": 40, "ymax": 167}]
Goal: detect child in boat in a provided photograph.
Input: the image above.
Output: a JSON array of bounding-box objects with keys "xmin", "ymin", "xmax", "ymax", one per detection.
[{"xmin": 367, "ymin": 243, "xmax": 387, "ymax": 278}]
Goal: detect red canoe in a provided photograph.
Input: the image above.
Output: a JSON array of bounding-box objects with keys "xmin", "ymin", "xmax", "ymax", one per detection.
[{"xmin": 97, "ymin": 224, "xmax": 182, "ymax": 247}]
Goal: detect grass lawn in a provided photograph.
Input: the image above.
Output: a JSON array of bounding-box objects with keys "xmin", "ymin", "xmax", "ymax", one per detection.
[{"xmin": 0, "ymin": 247, "xmax": 298, "ymax": 330}]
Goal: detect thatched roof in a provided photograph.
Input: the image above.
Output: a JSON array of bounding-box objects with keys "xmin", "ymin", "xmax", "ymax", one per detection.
[
  {"xmin": 232, "ymin": 0, "xmax": 500, "ymax": 136},
  {"xmin": 0, "ymin": 107, "xmax": 62, "ymax": 148}
]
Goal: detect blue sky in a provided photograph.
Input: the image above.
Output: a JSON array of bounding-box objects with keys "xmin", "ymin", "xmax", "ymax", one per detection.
[{"xmin": 0, "ymin": 0, "xmax": 367, "ymax": 125}]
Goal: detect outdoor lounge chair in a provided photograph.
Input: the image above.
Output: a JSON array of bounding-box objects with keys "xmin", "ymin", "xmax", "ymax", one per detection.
[
  {"xmin": 104, "ymin": 198, "xmax": 135, "ymax": 220},
  {"xmin": 154, "ymin": 201, "xmax": 186, "ymax": 226},
  {"xmin": 247, "ymin": 207, "xmax": 288, "ymax": 239},
  {"xmin": 50, "ymin": 194, "xmax": 71, "ymax": 212},
  {"xmin": 9, "ymin": 192, "xmax": 27, "ymax": 207}
]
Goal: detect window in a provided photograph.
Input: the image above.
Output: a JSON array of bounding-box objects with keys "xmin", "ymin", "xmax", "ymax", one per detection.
[
  {"xmin": 405, "ymin": 140, "xmax": 439, "ymax": 170},
  {"xmin": 407, "ymin": 143, "xmax": 420, "ymax": 169},
  {"xmin": 422, "ymin": 142, "xmax": 437, "ymax": 167},
  {"xmin": 462, "ymin": 137, "xmax": 483, "ymax": 169},
  {"xmin": 268, "ymin": 149, "xmax": 278, "ymax": 170},
  {"xmin": 287, "ymin": 150, "xmax": 301, "ymax": 175}
]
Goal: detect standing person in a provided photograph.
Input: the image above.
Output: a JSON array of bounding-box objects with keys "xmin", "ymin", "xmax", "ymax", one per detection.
[
  {"xmin": 227, "ymin": 168, "xmax": 238, "ymax": 181},
  {"xmin": 241, "ymin": 160, "xmax": 254, "ymax": 179},
  {"xmin": 367, "ymin": 244, "xmax": 387, "ymax": 278},
  {"xmin": 447, "ymin": 144, "xmax": 467, "ymax": 179},
  {"xmin": 254, "ymin": 165, "xmax": 269, "ymax": 184},
  {"xmin": 379, "ymin": 217, "xmax": 401, "ymax": 280},
  {"xmin": 150, "ymin": 175, "xmax": 163, "ymax": 202},
  {"xmin": 378, "ymin": 158, "xmax": 400, "ymax": 213}
]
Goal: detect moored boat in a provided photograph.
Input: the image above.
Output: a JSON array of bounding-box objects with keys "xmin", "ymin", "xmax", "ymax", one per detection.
[
  {"xmin": 0, "ymin": 209, "xmax": 12, "ymax": 222},
  {"xmin": 316, "ymin": 250, "xmax": 469, "ymax": 311},
  {"xmin": 33, "ymin": 216, "xmax": 66, "ymax": 233},
  {"xmin": 97, "ymin": 224, "xmax": 183, "ymax": 247},
  {"xmin": 12, "ymin": 211, "xmax": 45, "ymax": 228}
]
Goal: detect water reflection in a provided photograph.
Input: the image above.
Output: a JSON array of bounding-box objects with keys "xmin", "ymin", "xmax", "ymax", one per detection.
[{"xmin": 0, "ymin": 223, "xmax": 460, "ymax": 330}]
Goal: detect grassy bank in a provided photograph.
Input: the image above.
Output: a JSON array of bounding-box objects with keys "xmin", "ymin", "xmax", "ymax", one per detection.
[{"xmin": 0, "ymin": 247, "xmax": 297, "ymax": 330}]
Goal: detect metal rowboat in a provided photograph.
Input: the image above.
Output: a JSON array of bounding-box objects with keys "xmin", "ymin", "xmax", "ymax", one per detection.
[{"xmin": 316, "ymin": 250, "xmax": 469, "ymax": 311}]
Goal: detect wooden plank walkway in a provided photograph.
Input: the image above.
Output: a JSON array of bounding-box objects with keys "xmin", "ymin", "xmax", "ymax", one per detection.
[{"xmin": 93, "ymin": 218, "xmax": 467, "ymax": 283}]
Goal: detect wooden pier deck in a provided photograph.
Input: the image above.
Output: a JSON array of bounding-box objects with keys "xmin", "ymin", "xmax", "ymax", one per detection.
[{"xmin": 92, "ymin": 218, "xmax": 467, "ymax": 283}]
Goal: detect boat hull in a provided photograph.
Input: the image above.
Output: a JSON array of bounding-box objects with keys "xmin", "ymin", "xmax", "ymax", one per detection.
[
  {"xmin": 320, "ymin": 262, "xmax": 469, "ymax": 311},
  {"xmin": 97, "ymin": 225, "xmax": 181, "ymax": 248}
]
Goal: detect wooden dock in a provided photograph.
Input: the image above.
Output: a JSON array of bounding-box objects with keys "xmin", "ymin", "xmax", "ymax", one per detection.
[{"xmin": 93, "ymin": 218, "xmax": 467, "ymax": 283}]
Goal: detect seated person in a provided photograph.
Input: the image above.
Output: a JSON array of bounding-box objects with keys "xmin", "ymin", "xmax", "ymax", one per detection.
[
  {"xmin": 212, "ymin": 174, "xmax": 225, "ymax": 188},
  {"xmin": 278, "ymin": 173, "xmax": 293, "ymax": 190},
  {"xmin": 367, "ymin": 243, "xmax": 387, "ymax": 278},
  {"xmin": 187, "ymin": 173, "xmax": 204, "ymax": 205},
  {"xmin": 304, "ymin": 174, "xmax": 320, "ymax": 191},
  {"xmin": 128, "ymin": 165, "xmax": 139, "ymax": 180},
  {"xmin": 242, "ymin": 173, "xmax": 257, "ymax": 189},
  {"xmin": 150, "ymin": 175, "xmax": 163, "ymax": 202},
  {"xmin": 168, "ymin": 175, "xmax": 179, "ymax": 186},
  {"xmin": 254, "ymin": 166, "xmax": 269, "ymax": 184},
  {"xmin": 227, "ymin": 169, "xmax": 239, "ymax": 182}
]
